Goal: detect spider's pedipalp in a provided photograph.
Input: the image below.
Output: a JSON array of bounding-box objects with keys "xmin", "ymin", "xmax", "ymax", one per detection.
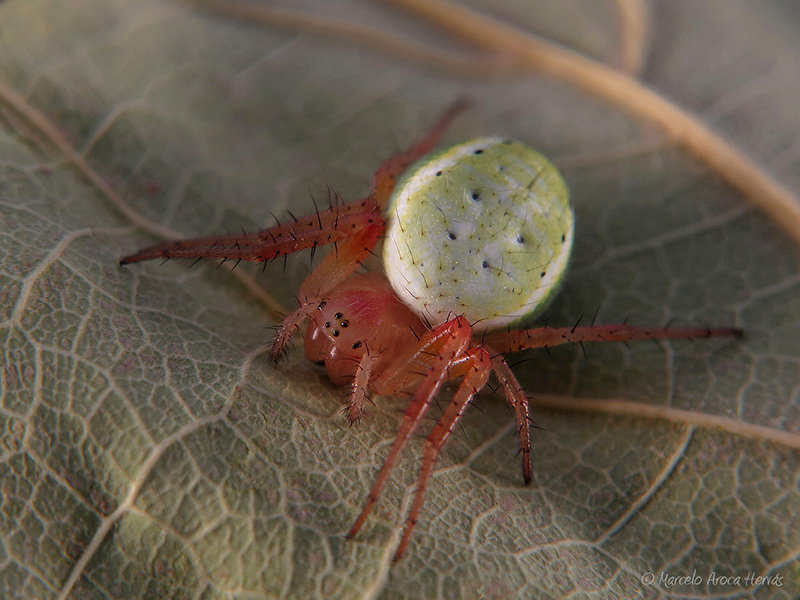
[{"xmin": 346, "ymin": 351, "xmax": 381, "ymax": 424}]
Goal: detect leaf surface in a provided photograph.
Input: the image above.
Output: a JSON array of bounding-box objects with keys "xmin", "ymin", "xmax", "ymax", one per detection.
[{"xmin": 1, "ymin": 1, "xmax": 799, "ymax": 599}]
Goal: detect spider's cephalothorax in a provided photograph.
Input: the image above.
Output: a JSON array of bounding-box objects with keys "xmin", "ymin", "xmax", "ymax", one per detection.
[
  {"xmin": 121, "ymin": 102, "xmax": 740, "ymax": 562},
  {"xmin": 303, "ymin": 274, "xmax": 424, "ymax": 390}
]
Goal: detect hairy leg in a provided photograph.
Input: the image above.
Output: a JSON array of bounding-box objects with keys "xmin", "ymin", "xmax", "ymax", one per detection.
[
  {"xmin": 487, "ymin": 349, "xmax": 534, "ymax": 484},
  {"xmin": 347, "ymin": 316, "xmax": 473, "ymax": 540},
  {"xmin": 393, "ymin": 346, "xmax": 491, "ymax": 562},
  {"xmin": 370, "ymin": 98, "xmax": 471, "ymax": 210},
  {"xmin": 480, "ymin": 323, "xmax": 741, "ymax": 485},
  {"xmin": 119, "ymin": 197, "xmax": 382, "ymax": 265},
  {"xmin": 484, "ymin": 323, "xmax": 742, "ymax": 355}
]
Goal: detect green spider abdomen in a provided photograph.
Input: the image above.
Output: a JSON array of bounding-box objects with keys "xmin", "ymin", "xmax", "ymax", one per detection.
[{"xmin": 383, "ymin": 137, "xmax": 574, "ymax": 332}]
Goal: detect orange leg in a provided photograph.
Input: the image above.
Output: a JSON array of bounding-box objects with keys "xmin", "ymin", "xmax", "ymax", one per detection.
[
  {"xmin": 484, "ymin": 323, "xmax": 742, "ymax": 355},
  {"xmin": 480, "ymin": 323, "xmax": 741, "ymax": 486},
  {"xmin": 370, "ymin": 98, "xmax": 471, "ymax": 210},
  {"xmin": 120, "ymin": 99, "xmax": 468, "ymax": 265},
  {"xmin": 488, "ymin": 349, "xmax": 534, "ymax": 484},
  {"xmin": 393, "ymin": 346, "xmax": 491, "ymax": 562},
  {"xmin": 346, "ymin": 316, "xmax": 473, "ymax": 541},
  {"xmin": 119, "ymin": 198, "xmax": 382, "ymax": 265}
]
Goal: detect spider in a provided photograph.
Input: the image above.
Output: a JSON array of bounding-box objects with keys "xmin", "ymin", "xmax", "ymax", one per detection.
[{"xmin": 121, "ymin": 101, "xmax": 740, "ymax": 562}]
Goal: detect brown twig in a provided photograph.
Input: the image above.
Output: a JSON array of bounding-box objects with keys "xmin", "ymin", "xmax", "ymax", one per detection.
[
  {"xmin": 181, "ymin": 0, "xmax": 517, "ymax": 77},
  {"xmin": 614, "ymin": 0, "xmax": 649, "ymax": 75}
]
